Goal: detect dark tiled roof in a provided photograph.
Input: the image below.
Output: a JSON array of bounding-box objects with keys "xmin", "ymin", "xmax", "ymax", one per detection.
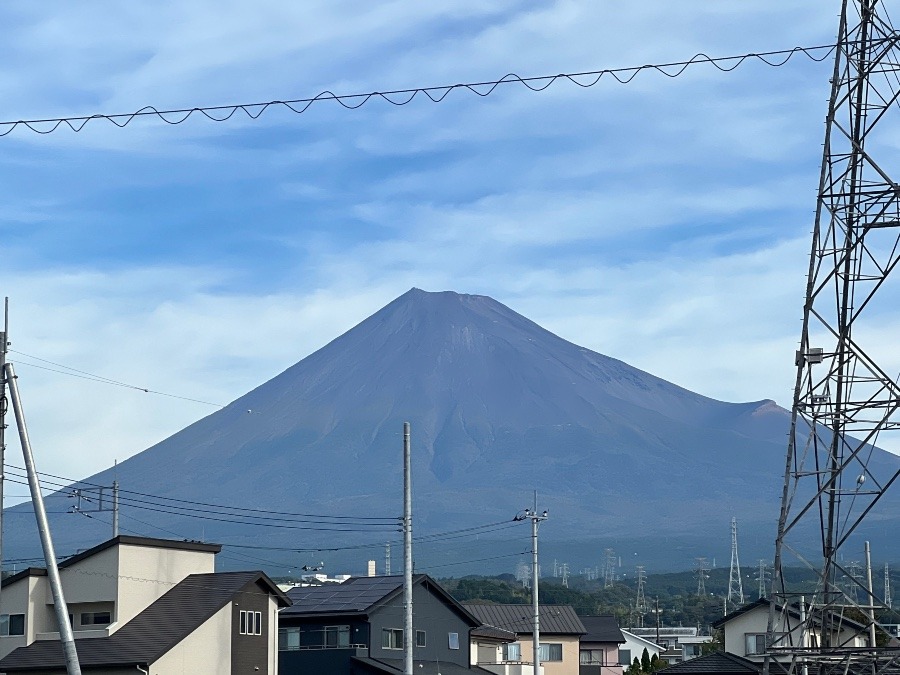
[
  {"xmin": 662, "ymin": 652, "xmax": 789, "ymax": 675},
  {"xmin": 351, "ymin": 656, "xmax": 493, "ymax": 673},
  {"xmin": 463, "ymin": 603, "xmax": 585, "ymax": 635},
  {"xmin": 581, "ymin": 615, "xmax": 626, "ymax": 643},
  {"xmin": 0, "ymin": 571, "xmax": 288, "ymax": 672},
  {"xmin": 283, "ymin": 574, "xmax": 479, "ymax": 627}
]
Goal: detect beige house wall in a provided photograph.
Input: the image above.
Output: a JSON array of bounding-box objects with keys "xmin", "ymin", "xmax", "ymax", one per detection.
[
  {"xmin": 149, "ymin": 603, "xmax": 232, "ymax": 675},
  {"xmin": 115, "ymin": 543, "xmax": 215, "ymax": 628},
  {"xmin": 0, "ymin": 576, "xmax": 44, "ymax": 660},
  {"xmin": 514, "ymin": 635, "xmax": 580, "ymax": 675}
]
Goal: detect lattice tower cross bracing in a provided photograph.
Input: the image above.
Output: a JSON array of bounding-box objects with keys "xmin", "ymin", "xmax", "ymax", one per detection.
[
  {"xmin": 728, "ymin": 517, "xmax": 745, "ymax": 612},
  {"xmin": 767, "ymin": 2, "xmax": 900, "ymax": 675}
]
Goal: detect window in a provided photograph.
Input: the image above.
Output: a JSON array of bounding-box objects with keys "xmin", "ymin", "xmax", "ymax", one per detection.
[
  {"xmin": 416, "ymin": 630, "xmax": 426, "ymax": 647},
  {"xmin": 0, "ymin": 614, "xmax": 24, "ymax": 637},
  {"xmin": 325, "ymin": 625, "xmax": 350, "ymax": 648},
  {"xmin": 448, "ymin": 632, "xmax": 460, "ymax": 650},
  {"xmin": 80, "ymin": 612, "xmax": 111, "ymax": 626},
  {"xmin": 239, "ymin": 610, "xmax": 262, "ymax": 636},
  {"xmin": 503, "ymin": 642, "xmax": 521, "ymax": 661},
  {"xmin": 745, "ymin": 633, "xmax": 766, "ymax": 655},
  {"xmin": 383, "ymin": 628, "xmax": 403, "ymax": 650},
  {"xmin": 581, "ymin": 649, "xmax": 605, "ymax": 665},
  {"xmin": 278, "ymin": 627, "xmax": 301, "ymax": 651},
  {"xmin": 539, "ymin": 643, "xmax": 563, "ymax": 661},
  {"xmin": 619, "ymin": 649, "xmax": 632, "ymax": 666}
]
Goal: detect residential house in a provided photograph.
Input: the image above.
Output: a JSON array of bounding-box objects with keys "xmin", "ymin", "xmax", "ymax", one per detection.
[
  {"xmin": 711, "ymin": 598, "xmax": 868, "ymax": 663},
  {"xmin": 279, "ymin": 573, "xmax": 491, "ymax": 674},
  {"xmin": 463, "ymin": 603, "xmax": 586, "ymax": 675},
  {"xmin": 625, "ymin": 627, "xmax": 711, "ymax": 662},
  {"xmin": 652, "ymin": 651, "xmax": 788, "ymax": 675},
  {"xmin": 619, "ymin": 630, "xmax": 662, "ymax": 668},
  {"xmin": 578, "ymin": 615, "xmax": 625, "ymax": 675},
  {"xmin": 0, "ymin": 535, "xmax": 290, "ymax": 674}
]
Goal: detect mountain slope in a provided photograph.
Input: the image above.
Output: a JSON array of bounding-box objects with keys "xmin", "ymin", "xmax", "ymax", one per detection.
[{"xmin": 5, "ymin": 289, "xmax": 897, "ymax": 571}]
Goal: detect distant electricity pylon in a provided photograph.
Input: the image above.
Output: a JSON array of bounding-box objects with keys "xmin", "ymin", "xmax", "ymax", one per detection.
[
  {"xmin": 885, "ymin": 563, "xmax": 893, "ymax": 609},
  {"xmin": 635, "ymin": 566, "xmax": 648, "ymax": 627},
  {"xmin": 756, "ymin": 559, "xmax": 770, "ymax": 600},
  {"xmin": 603, "ymin": 549, "xmax": 617, "ymax": 588},
  {"xmin": 727, "ymin": 517, "xmax": 745, "ymax": 611},
  {"xmin": 768, "ymin": 2, "xmax": 900, "ymax": 675},
  {"xmin": 695, "ymin": 558, "xmax": 709, "ymax": 597},
  {"xmin": 561, "ymin": 562, "xmax": 569, "ymax": 588}
]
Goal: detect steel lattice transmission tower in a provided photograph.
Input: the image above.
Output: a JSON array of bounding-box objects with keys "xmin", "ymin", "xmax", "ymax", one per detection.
[
  {"xmin": 768, "ymin": 2, "xmax": 900, "ymax": 674},
  {"xmin": 603, "ymin": 549, "xmax": 617, "ymax": 589},
  {"xmin": 635, "ymin": 566, "xmax": 648, "ymax": 628},
  {"xmin": 885, "ymin": 563, "xmax": 893, "ymax": 609},
  {"xmin": 728, "ymin": 517, "xmax": 745, "ymax": 611},
  {"xmin": 695, "ymin": 558, "xmax": 709, "ymax": 597}
]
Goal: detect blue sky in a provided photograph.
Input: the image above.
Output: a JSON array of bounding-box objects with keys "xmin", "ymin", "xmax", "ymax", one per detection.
[{"xmin": 1, "ymin": 1, "xmax": 867, "ymax": 488}]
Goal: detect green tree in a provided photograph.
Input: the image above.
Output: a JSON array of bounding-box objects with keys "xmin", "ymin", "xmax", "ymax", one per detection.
[
  {"xmin": 630, "ymin": 656, "xmax": 641, "ymax": 675},
  {"xmin": 650, "ymin": 653, "xmax": 663, "ymax": 671},
  {"xmin": 641, "ymin": 647, "xmax": 651, "ymax": 673}
]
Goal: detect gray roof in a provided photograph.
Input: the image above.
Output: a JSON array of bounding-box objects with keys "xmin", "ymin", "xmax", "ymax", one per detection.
[
  {"xmin": 0, "ymin": 571, "xmax": 289, "ymax": 672},
  {"xmin": 283, "ymin": 574, "xmax": 480, "ymax": 627},
  {"xmin": 661, "ymin": 652, "xmax": 788, "ymax": 675},
  {"xmin": 462, "ymin": 603, "xmax": 586, "ymax": 636},
  {"xmin": 470, "ymin": 624, "xmax": 517, "ymax": 642},
  {"xmin": 580, "ymin": 615, "xmax": 626, "ymax": 643},
  {"xmin": 351, "ymin": 656, "xmax": 495, "ymax": 674},
  {"xmin": 284, "ymin": 575, "xmax": 406, "ymax": 615}
]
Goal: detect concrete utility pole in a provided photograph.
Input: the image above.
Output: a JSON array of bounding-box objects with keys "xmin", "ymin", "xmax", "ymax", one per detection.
[
  {"xmin": 0, "ymin": 298, "xmax": 8, "ymax": 602},
  {"xmin": 4, "ymin": 363, "xmax": 82, "ymax": 675},
  {"xmin": 520, "ymin": 503, "xmax": 548, "ymax": 675},
  {"xmin": 402, "ymin": 422, "xmax": 413, "ymax": 675}
]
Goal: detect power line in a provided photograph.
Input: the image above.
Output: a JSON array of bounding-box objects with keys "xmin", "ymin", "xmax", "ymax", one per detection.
[
  {"xmin": 3, "ymin": 463, "xmax": 396, "ymax": 522},
  {"xmin": 10, "ymin": 351, "xmax": 225, "ymax": 408},
  {"xmin": 0, "ymin": 43, "xmax": 842, "ymax": 137}
]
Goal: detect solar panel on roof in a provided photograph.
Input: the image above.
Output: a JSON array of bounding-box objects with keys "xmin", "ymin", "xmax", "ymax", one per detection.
[{"xmin": 283, "ymin": 576, "xmax": 405, "ymax": 615}]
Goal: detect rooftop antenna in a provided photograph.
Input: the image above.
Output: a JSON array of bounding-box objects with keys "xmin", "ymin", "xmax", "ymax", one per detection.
[{"xmin": 727, "ymin": 517, "xmax": 745, "ymax": 611}]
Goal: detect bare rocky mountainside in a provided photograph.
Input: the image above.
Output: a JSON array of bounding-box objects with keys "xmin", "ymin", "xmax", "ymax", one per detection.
[{"xmin": 5, "ymin": 289, "xmax": 899, "ymax": 572}]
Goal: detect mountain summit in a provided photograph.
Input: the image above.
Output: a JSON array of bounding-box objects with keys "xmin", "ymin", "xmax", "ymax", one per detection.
[{"xmin": 7, "ymin": 289, "xmax": 898, "ymax": 570}]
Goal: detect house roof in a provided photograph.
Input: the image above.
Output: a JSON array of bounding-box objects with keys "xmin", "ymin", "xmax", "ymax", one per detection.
[
  {"xmin": 661, "ymin": 651, "xmax": 788, "ymax": 675},
  {"xmin": 581, "ymin": 615, "xmax": 626, "ymax": 643},
  {"xmin": 621, "ymin": 630, "xmax": 664, "ymax": 650},
  {"xmin": 351, "ymin": 656, "xmax": 495, "ymax": 674},
  {"xmin": 0, "ymin": 571, "xmax": 288, "ymax": 672},
  {"xmin": 1, "ymin": 536, "xmax": 221, "ymax": 590},
  {"xmin": 462, "ymin": 603, "xmax": 586, "ymax": 636},
  {"xmin": 283, "ymin": 574, "xmax": 480, "ymax": 627},
  {"xmin": 1, "ymin": 567, "xmax": 47, "ymax": 589},
  {"xmin": 711, "ymin": 598, "xmax": 866, "ymax": 632},
  {"xmin": 470, "ymin": 624, "xmax": 518, "ymax": 642}
]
